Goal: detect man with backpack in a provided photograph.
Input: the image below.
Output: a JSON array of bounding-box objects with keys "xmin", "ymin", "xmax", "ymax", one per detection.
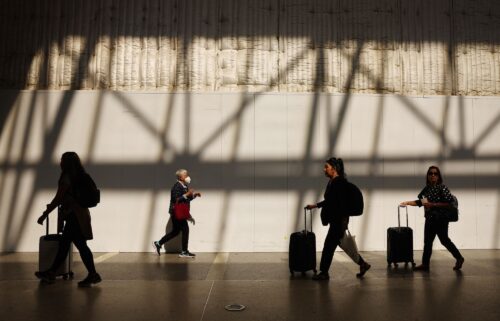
[{"xmin": 306, "ymin": 157, "xmax": 370, "ymax": 280}]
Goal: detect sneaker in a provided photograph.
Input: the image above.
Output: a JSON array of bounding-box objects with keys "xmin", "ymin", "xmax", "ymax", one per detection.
[
  {"xmin": 178, "ymin": 251, "xmax": 196, "ymax": 258},
  {"xmin": 413, "ymin": 264, "xmax": 430, "ymax": 272},
  {"xmin": 312, "ymin": 272, "xmax": 330, "ymax": 281},
  {"xmin": 152, "ymin": 241, "xmax": 161, "ymax": 256},
  {"xmin": 78, "ymin": 273, "xmax": 102, "ymax": 288},
  {"xmin": 453, "ymin": 257, "xmax": 464, "ymax": 271},
  {"xmin": 35, "ymin": 270, "xmax": 56, "ymax": 284},
  {"xmin": 356, "ymin": 262, "xmax": 371, "ymax": 278}
]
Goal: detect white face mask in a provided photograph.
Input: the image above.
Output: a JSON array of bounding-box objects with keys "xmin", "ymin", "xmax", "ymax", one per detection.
[{"xmin": 184, "ymin": 176, "xmax": 191, "ymax": 185}]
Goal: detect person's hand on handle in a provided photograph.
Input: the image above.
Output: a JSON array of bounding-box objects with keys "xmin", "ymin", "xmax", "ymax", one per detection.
[
  {"xmin": 188, "ymin": 216, "xmax": 196, "ymax": 225},
  {"xmin": 194, "ymin": 192, "xmax": 201, "ymax": 198},
  {"xmin": 37, "ymin": 203, "xmax": 54, "ymax": 225},
  {"xmin": 37, "ymin": 212, "xmax": 48, "ymax": 225},
  {"xmin": 305, "ymin": 204, "xmax": 317, "ymax": 210}
]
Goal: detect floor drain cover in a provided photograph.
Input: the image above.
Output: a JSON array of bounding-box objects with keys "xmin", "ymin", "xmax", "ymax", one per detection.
[{"xmin": 225, "ymin": 304, "xmax": 246, "ymax": 311}]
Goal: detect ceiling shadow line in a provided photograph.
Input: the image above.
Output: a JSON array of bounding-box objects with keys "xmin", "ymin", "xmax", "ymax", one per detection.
[
  {"xmin": 336, "ymin": 42, "xmax": 455, "ymax": 148},
  {"xmin": 12, "ymin": 28, "xmax": 98, "ymax": 249},
  {"xmin": 0, "ymin": 18, "xmax": 68, "ymax": 248},
  {"xmin": 4, "ymin": 161, "xmax": 499, "ymax": 189},
  {"xmin": 213, "ymin": 20, "xmax": 254, "ymax": 251},
  {"xmin": 470, "ymin": 110, "xmax": 500, "ymax": 150},
  {"xmin": 358, "ymin": 73, "xmax": 387, "ymax": 250},
  {"xmin": 438, "ymin": 96, "xmax": 452, "ymax": 163},
  {"xmin": 109, "ymin": 91, "xmax": 178, "ymax": 154},
  {"xmin": 192, "ymin": 46, "xmax": 310, "ymax": 156},
  {"xmin": 328, "ymin": 39, "xmax": 365, "ymax": 155},
  {"xmin": 458, "ymin": 95, "xmax": 466, "ymax": 149},
  {"xmin": 142, "ymin": 0, "xmax": 183, "ymax": 254},
  {"xmin": 5, "ymin": 150, "xmax": 500, "ymax": 170},
  {"xmin": 85, "ymin": 91, "xmax": 105, "ymax": 160},
  {"xmin": 1, "ymin": 92, "xmax": 36, "ymax": 250},
  {"xmin": 292, "ymin": 39, "xmax": 328, "ymax": 233}
]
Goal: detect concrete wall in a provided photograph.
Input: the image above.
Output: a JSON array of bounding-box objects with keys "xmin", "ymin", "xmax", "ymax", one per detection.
[
  {"xmin": 1, "ymin": 0, "xmax": 500, "ymax": 95},
  {"xmin": 1, "ymin": 90, "xmax": 499, "ymax": 252}
]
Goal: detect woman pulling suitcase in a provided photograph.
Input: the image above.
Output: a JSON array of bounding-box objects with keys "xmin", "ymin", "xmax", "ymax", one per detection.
[
  {"xmin": 400, "ymin": 166, "xmax": 464, "ymax": 271},
  {"xmin": 35, "ymin": 152, "xmax": 101, "ymax": 287}
]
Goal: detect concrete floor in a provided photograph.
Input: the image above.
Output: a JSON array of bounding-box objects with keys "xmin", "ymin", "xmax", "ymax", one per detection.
[{"xmin": 0, "ymin": 250, "xmax": 499, "ymax": 321}]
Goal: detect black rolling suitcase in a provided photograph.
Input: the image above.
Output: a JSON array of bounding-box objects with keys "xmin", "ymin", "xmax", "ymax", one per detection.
[
  {"xmin": 387, "ymin": 205, "xmax": 415, "ymax": 268},
  {"xmin": 38, "ymin": 210, "xmax": 74, "ymax": 279},
  {"xmin": 289, "ymin": 208, "xmax": 317, "ymax": 276}
]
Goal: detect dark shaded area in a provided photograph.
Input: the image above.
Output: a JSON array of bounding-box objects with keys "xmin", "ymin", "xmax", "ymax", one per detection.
[
  {"xmin": 1, "ymin": 160, "xmax": 498, "ymax": 191},
  {"xmin": 1, "ymin": 251, "xmax": 499, "ymax": 321},
  {"xmin": 0, "ymin": 0, "xmax": 498, "ymax": 41},
  {"xmin": 0, "ymin": 91, "xmax": 18, "ymax": 128}
]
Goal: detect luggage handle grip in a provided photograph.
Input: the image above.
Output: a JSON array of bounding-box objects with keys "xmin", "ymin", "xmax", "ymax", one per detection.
[
  {"xmin": 303, "ymin": 207, "xmax": 313, "ymax": 234},
  {"xmin": 397, "ymin": 205, "xmax": 409, "ymax": 228}
]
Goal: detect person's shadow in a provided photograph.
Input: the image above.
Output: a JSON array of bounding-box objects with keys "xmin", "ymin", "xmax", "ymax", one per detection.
[{"xmin": 163, "ymin": 217, "xmax": 182, "ymax": 253}]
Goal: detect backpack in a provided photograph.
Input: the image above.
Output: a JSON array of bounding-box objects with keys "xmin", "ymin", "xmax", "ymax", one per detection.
[
  {"xmin": 446, "ymin": 194, "xmax": 459, "ymax": 222},
  {"xmin": 345, "ymin": 181, "xmax": 364, "ymax": 216},
  {"xmin": 75, "ymin": 173, "xmax": 100, "ymax": 208}
]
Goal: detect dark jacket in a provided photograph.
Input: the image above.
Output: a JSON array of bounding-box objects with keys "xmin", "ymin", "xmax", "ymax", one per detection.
[
  {"xmin": 58, "ymin": 173, "xmax": 93, "ymax": 240},
  {"xmin": 169, "ymin": 181, "xmax": 193, "ymax": 214},
  {"xmin": 317, "ymin": 176, "xmax": 350, "ymax": 226},
  {"xmin": 416, "ymin": 184, "xmax": 454, "ymax": 220}
]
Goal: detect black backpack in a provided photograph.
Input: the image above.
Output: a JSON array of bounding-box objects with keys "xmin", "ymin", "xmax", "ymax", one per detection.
[
  {"xmin": 75, "ymin": 173, "xmax": 100, "ymax": 208},
  {"xmin": 345, "ymin": 181, "xmax": 364, "ymax": 216},
  {"xmin": 442, "ymin": 194, "xmax": 459, "ymax": 222}
]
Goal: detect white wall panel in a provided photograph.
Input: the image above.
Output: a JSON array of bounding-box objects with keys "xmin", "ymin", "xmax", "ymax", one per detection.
[{"xmin": 0, "ymin": 90, "xmax": 499, "ymax": 252}]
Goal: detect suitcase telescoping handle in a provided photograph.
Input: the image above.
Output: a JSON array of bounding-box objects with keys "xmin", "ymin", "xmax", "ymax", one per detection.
[
  {"xmin": 303, "ymin": 207, "xmax": 313, "ymax": 234},
  {"xmin": 398, "ymin": 205, "xmax": 409, "ymax": 228},
  {"xmin": 45, "ymin": 206, "xmax": 64, "ymax": 236},
  {"xmin": 45, "ymin": 215, "xmax": 50, "ymax": 236}
]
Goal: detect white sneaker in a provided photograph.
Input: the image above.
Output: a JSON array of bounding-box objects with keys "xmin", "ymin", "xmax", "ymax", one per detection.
[{"xmin": 178, "ymin": 251, "xmax": 196, "ymax": 258}]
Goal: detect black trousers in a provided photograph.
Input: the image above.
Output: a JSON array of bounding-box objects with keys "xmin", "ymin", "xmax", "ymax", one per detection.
[
  {"xmin": 50, "ymin": 214, "xmax": 96, "ymax": 274},
  {"xmin": 319, "ymin": 224, "xmax": 346, "ymax": 273},
  {"xmin": 159, "ymin": 215, "xmax": 189, "ymax": 252},
  {"xmin": 422, "ymin": 218, "xmax": 462, "ymax": 266}
]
